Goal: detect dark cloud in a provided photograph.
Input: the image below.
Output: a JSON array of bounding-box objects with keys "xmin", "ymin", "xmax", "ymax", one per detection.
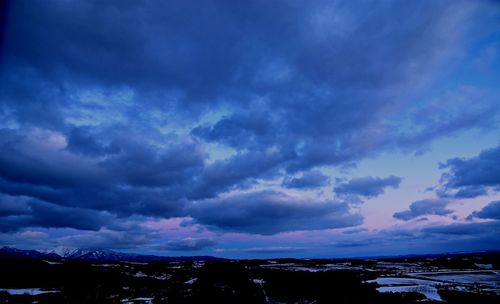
[
  {"xmin": 453, "ymin": 186, "xmax": 488, "ymax": 199},
  {"xmin": 188, "ymin": 190, "xmax": 362, "ymax": 235},
  {"xmin": 0, "ymin": 129, "xmax": 109, "ymax": 189},
  {"xmin": 0, "ymin": 194, "xmax": 115, "ymax": 232},
  {"xmin": 0, "ymin": 193, "xmax": 31, "ymax": 217},
  {"xmin": 2, "ymin": 1, "xmax": 491, "ymax": 171},
  {"xmin": 468, "ymin": 201, "xmax": 500, "ymax": 220},
  {"xmin": 421, "ymin": 220, "xmax": 500, "ymax": 237},
  {"xmin": 334, "ymin": 176, "xmax": 401, "ymax": 198},
  {"xmin": 99, "ymin": 137, "xmax": 205, "ymax": 188},
  {"xmin": 0, "ymin": 0, "xmax": 498, "ymax": 248},
  {"xmin": 188, "ymin": 148, "xmax": 296, "ymax": 200},
  {"xmin": 66, "ymin": 128, "xmax": 120, "ymax": 157},
  {"xmin": 0, "ymin": 128, "xmax": 203, "ymax": 218},
  {"xmin": 56, "ymin": 229, "xmax": 150, "ymax": 250},
  {"xmin": 393, "ymin": 199, "xmax": 452, "ymax": 221},
  {"xmin": 191, "ymin": 110, "xmax": 276, "ymax": 150},
  {"xmin": 331, "ymin": 221, "xmax": 500, "ymax": 254},
  {"xmin": 3, "ymin": 1, "xmax": 473, "ymax": 101},
  {"xmin": 160, "ymin": 238, "xmax": 217, "ymax": 251},
  {"xmin": 438, "ymin": 143, "xmax": 500, "ymax": 198},
  {"xmin": 282, "ymin": 170, "xmax": 330, "ymax": 189},
  {"xmin": 27, "ymin": 201, "xmax": 114, "ymax": 231}
]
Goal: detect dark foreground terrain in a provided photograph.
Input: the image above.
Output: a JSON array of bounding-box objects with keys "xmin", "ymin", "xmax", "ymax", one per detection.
[{"xmin": 0, "ymin": 249, "xmax": 499, "ymax": 303}]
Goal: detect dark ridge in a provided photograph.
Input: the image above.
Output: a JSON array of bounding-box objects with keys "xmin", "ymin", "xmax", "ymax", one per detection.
[{"xmin": 0, "ymin": 246, "xmax": 225, "ymax": 262}]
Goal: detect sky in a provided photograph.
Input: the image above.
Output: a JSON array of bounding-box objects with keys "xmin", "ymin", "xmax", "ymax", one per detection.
[{"xmin": 0, "ymin": 0, "xmax": 500, "ymax": 259}]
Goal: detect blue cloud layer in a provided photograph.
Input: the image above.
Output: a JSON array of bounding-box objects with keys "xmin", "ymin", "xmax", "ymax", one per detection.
[
  {"xmin": 282, "ymin": 170, "xmax": 330, "ymax": 189},
  {"xmin": 468, "ymin": 201, "xmax": 500, "ymax": 220},
  {"xmin": 438, "ymin": 143, "xmax": 500, "ymax": 198},
  {"xmin": 335, "ymin": 176, "xmax": 402, "ymax": 199},
  {"xmin": 189, "ymin": 190, "xmax": 362, "ymax": 235},
  {"xmin": 393, "ymin": 199, "xmax": 452, "ymax": 221},
  {"xmin": 0, "ymin": 0, "xmax": 499, "ymax": 254}
]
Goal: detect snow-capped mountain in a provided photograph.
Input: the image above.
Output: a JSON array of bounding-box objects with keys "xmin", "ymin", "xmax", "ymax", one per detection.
[
  {"xmin": 43, "ymin": 247, "xmax": 131, "ymax": 261},
  {"xmin": 68, "ymin": 248, "xmax": 129, "ymax": 261},
  {"xmin": 43, "ymin": 246, "xmax": 80, "ymax": 257}
]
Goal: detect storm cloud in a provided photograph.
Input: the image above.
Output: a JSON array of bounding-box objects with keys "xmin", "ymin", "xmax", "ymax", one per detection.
[
  {"xmin": 0, "ymin": 0, "xmax": 499, "ymax": 255},
  {"xmin": 188, "ymin": 191, "xmax": 362, "ymax": 235}
]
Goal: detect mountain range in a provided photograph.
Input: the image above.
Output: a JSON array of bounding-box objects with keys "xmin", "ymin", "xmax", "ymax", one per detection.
[{"xmin": 0, "ymin": 246, "xmax": 223, "ymax": 262}]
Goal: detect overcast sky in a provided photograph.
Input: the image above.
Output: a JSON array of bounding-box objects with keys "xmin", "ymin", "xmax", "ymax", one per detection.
[{"xmin": 1, "ymin": 0, "xmax": 500, "ymax": 258}]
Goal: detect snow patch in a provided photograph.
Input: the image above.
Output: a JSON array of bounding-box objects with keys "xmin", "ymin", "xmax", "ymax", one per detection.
[
  {"xmin": 184, "ymin": 278, "xmax": 198, "ymax": 285},
  {"xmin": 43, "ymin": 260, "xmax": 62, "ymax": 265},
  {"xmin": 0, "ymin": 288, "xmax": 60, "ymax": 295},
  {"xmin": 376, "ymin": 285, "xmax": 442, "ymax": 301}
]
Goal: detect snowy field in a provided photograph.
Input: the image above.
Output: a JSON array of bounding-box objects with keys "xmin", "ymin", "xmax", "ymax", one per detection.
[
  {"xmin": 377, "ymin": 285, "xmax": 442, "ymax": 301},
  {"xmin": 367, "ymin": 277, "xmax": 443, "ymax": 301},
  {"xmin": 0, "ymin": 288, "xmax": 60, "ymax": 295},
  {"xmin": 410, "ymin": 271, "xmax": 500, "ymax": 287},
  {"xmin": 258, "ymin": 262, "xmax": 366, "ymax": 272},
  {"xmin": 121, "ymin": 297, "xmax": 154, "ymax": 304},
  {"xmin": 369, "ymin": 271, "xmax": 500, "ymax": 301},
  {"xmin": 367, "ymin": 277, "xmax": 441, "ymax": 286}
]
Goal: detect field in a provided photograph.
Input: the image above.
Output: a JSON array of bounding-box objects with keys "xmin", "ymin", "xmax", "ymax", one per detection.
[{"xmin": 0, "ymin": 253, "xmax": 499, "ymax": 303}]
